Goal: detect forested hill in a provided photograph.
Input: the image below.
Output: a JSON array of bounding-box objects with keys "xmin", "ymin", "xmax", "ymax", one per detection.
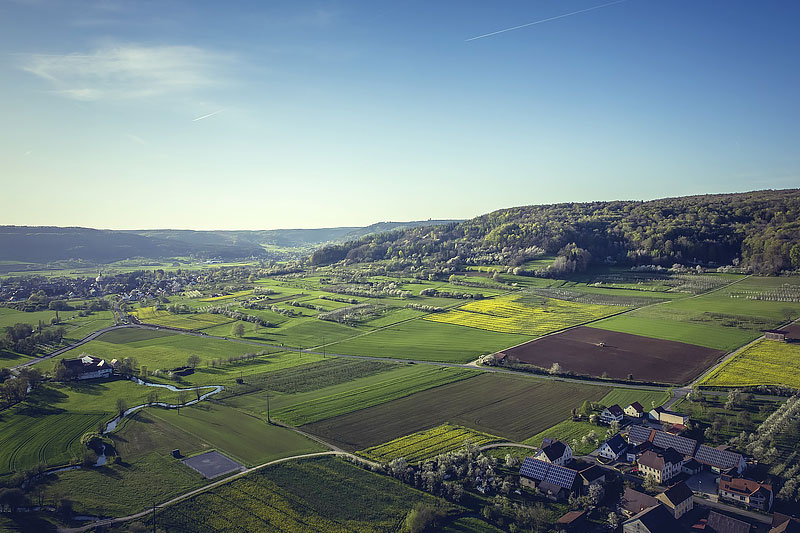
[
  {"xmin": 311, "ymin": 189, "xmax": 800, "ymax": 275},
  {"xmin": 0, "ymin": 220, "xmax": 460, "ymax": 264}
]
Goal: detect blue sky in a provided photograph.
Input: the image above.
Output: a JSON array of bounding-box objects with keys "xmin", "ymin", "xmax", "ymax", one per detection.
[{"xmin": 1, "ymin": 0, "xmax": 798, "ymax": 230}]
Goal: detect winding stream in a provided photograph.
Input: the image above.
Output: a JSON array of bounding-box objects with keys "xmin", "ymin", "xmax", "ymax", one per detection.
[{"xmin": 102, "ymin": 377, "xmax": 223, "ymax": 434}]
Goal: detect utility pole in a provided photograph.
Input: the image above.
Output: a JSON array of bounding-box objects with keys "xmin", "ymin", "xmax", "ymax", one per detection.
[
  {"xmin": 322, "ymin": 335, "xmax": 325, "ymax": 358},
  {"xmin": 266, "ymin": 390, "xmax": 270, "ymax": 424},
  {"xmin": 152, "ymin": 500, "xmax": 156, "ymax": 533}
]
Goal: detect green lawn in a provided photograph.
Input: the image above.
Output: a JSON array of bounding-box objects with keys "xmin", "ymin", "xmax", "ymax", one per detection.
[
  {"xmin": 523, "ymin": 419, "xmax": 601, "ymax": 455},
  {"xmin": 599, "ymin": 388, "xmax": 670, "ymax": 411}
]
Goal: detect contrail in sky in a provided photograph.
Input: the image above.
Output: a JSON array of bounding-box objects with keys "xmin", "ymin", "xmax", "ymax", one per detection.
[
  {"xmin": 192, "ymin": 109, "xmax": 224, "ymax": 121},
  {"xmin": 466, "ymin": 0, "xmax": 629, "ymax": 41}
]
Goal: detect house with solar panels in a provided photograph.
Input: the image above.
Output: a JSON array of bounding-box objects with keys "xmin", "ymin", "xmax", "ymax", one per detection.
[
  {"xmin": 627, "ymin": 426, "xmax": 746, "ymax": 478},
  {"xmin": 519, "ymin": 457, "xmax": 582, "ymax": 500}
]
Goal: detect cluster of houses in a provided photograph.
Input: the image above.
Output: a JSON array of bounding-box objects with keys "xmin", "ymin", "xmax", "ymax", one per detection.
[{"xmin": 520, "ymin": 436, "xmax": 795, "ymax": 532}]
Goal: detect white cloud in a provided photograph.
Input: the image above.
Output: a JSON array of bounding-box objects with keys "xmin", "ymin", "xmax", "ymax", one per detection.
[{"xmin": 21, "ymin": 44, "xmax": 232, "ymax": 101}]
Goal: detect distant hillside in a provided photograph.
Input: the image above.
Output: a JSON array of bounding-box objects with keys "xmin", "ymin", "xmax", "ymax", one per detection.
[
  {"xmin": 0, "ymin": 220, "xmax": 460, "ymax": 264},
  {"xmin": 310, "ymin": 189, "xmax": 800, "ymax": 275}
]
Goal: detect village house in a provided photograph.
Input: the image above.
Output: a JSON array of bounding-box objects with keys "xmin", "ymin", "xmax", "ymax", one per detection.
[
  {"xmin": 622, "ymin": 504, "xmax": 685, "ymax": 533},
  {"xmin": 637, "ymin": 447, "xmax": 684, "ymax": 484},
  {"xmin": 620, "ymin": 488, "xmax": 659, "ymax": 517},
  {"xmin": 625, "ymin": 401, "xmax": 645, "ymax": 418},
  {"xmin": 718, "ymin": 476, "xmax": 773, "ymax": 511},
  {"xmin": 598, "ymin": 434, "xmax": 628, "ymax": 461},
  {"xmin": 655, "ymin": 481, "xmax": 694, "ymax": 519},
  {"xmin": 601, "ymin": 404, "xmax": 625, "ymax": 424},
  {"xmin": 681, "ymin": 458, "xmax": 702, "ymax": 476},
  {"xmin": 577, "ymin": 464, "xmax": 607, "ymax": 492},
  {"xmin": 695, "ymin": 445, "xmax": 746, "ymax": 475},
  {"xmin": 534, "ymin": 438, "xmax": 572, "ymax": 466},
  {"xmin": 649, "ymin": 406, "xmax": 690, "ymax": 427},
  {"xmin": 556, "ymin": 510, "xmax": 588, "ymax": 532},
  {"xmin": 61, "ymin": 355, "xmax": 113, "ymax": 380}
]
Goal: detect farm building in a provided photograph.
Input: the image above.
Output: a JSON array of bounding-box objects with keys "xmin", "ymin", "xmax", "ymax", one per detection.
[
  {"xmin": 60, "ymin": 355, "xmax": 113, "ymax": 380},
  {"xmin": 577, "ymin": 464, "xmax": 607, "ymax": 491},
  {"xmin": 622, "ymin": 504, "xmax": 684, "ymax": 533},
  {"xmin": 637, "ymin": 447, "xmax": 684, "ymax": 484},
  {"xmin": 718, "ymin": 475, "xmax": 773, "ymax": 511},
  {"xmin": 765, "ymin": 329, "xmax": 789, "ymax": 341},
  {"xmin": 648, "ymin": 406, "xmax": 689, "ymax": 427},
  {"xmin": 698, "ymin": 510, "xmax": 751, "ymax": 533},
  {"xmin": 601, "ymin": 404, "xmax": 625, "ymax": 424},
  {"xmin": 681, "ymin": 458, "xmax": 702, "ymax": 476},
  {"xmin": 534, "ymin": 438, "xmax": 572, "ymax": 466},
  {"xmin": 556, "ymin": 510, "xmax": 587, "ymax": 532},
  {"xmin": 655, "ymin": 481, "xmax": 693, "ymax": 519},
  {"xmin": 625, "ymin": 402, "xmax": 645, "ymax": 418},
  {"xmin": 771, "ymin": 513, "xmax": 800, "ymax": 532},
  {"xmin": 598, "ymin": 434, "xmax": 628, "ymax": 461},
  {"xmin": 620, "ymin": 488, "xmax": 659, "ymax": 517}
]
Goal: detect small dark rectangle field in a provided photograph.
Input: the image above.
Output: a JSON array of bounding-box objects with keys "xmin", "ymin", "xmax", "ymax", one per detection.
[
  {"xmin": 182, "ymin": 451, "xmax": 242, "ymax": 479},
  {"xmin": 501, "ymin": 326, "xmax": 724, "ymax": 385}
]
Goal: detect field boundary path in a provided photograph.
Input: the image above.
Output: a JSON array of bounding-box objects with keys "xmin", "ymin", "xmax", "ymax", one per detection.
[{"xmin": 478, "ymin": 442, "xmax": 538, "ymax": 452}]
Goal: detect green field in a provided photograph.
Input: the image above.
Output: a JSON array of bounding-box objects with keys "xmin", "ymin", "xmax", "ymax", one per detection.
[
  {"xmin": 360, "ymin": 423, "xmax": 501, "ymax": 463},
  {"xmin": 701, "ymin": 338, "xmax": 800, "ymax": 388},
  {"xmin": 593, "ymin": 276, "xmax": 800, "ymax": 352},
  {"xmin": 599, "ymin": 388, "xmax": 671, "ymax": 411},
  {"xmin": 134, "ymin": 402, "xmax": 323, "ymax": 466},
  {"xmin": 132, "ymin": 306, "xmax": 233, "ymax": 330},
  {"xmin": 301, "ymin": 373, "xmax": 609, "ymax": 450},
  {"xmin": 0, "ymin": 378, "xmax": 187, "ymax": 476},
  {"xmin": 328, "ymin": 319, "xmax": 530, "ymax": 363},
  {"xmin": 270, "ymin": 365, "xmax": 476, "ymax": 426},
  {"xmin": 37, "ymin": 452, "xmax": 206, "ymax": 517},
  {"xmin": 154, "ymin": 456, "xmax": 453, "ymax": 532},
  {"xmin": 38, "ymin": 328, "xmax": 269, "ymax": 374}
]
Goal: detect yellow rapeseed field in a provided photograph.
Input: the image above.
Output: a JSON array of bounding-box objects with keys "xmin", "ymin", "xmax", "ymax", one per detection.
[
  {"xmin": 423, "ymin": 294, "xmax": 623, "ymax": 335},
  {"xmin": 701, "ymin": 338, "xmax": 800, "ymax": 388}
]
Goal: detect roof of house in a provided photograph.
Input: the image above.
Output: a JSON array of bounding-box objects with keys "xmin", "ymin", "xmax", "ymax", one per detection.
[
  {"xmin": 719, "ymin": 477, "xmax": 772, "ymax": 498},
  {"xmin": 706, "ymin": 510, "xmax": 751, "ymax": 533},
  {"xmin": 628, "ymin": 425, "xmax": 656, "ymax": 445},
  {"xmin": 519, "ymin": 457, "xmax": 578, "ymax": 490},
  {"xmin": 539, "ymin": 440, "xmax": 569, "ymax": 461},
  {"xmin": 628, "ymin": 401, "xmax": 645, "ymax": 412},
  {"xmin": 639, "ymin": 447, "xmax": 684, "ymax": 470},
  {"xmin": 695, "ymin": 445, "xmax": 743, "ymax": 471},
  {"xmin": 603, "ymin": 434, "xmax": 628, "ymax": 455},
  {"xmin": 62, "ymin": 355, "xmax": 112, "ymax": 373},
  {"xmin": 652, "ymin": 430, "xmax": 697, "ymax": 456},
  {"xmin": 621, "ymin": 488, "xmax": 659, "ymax": 515},
  {"xmin": 683, "ymin": 458, "xmax": 702, "ymax": 470},
  {"xmin": 605, "ymin": 404, "xmax": 624, "ymax": 417},
  {"xmin": 624, "ymin": 504, "xmax": 684, "ymax": 533},
  {"xmin": 538, "ymin": 479, "xmax": 565, "ymax": 496},
  {"xmin": 557, "ymin": 510, "xmax": 586, "ymax": 525},
  {"xmin": 579, "ymin": 464, "xmax": 606, "ymax": 483},
  {"xmin": 657, "ymin": 481, "xmax": 693, "ymax": 507}
]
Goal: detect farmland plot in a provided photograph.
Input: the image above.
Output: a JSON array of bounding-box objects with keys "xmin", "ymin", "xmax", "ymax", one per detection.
[
  {"xmin": 155, "ymin": 456, "xmax": 448, "ymax": 533},
  {"xmin": 301, "ymin": 373, "xmax": 609, "ymax": 450},
  {"xmin": 423, "ymin": 294, "xmax": 624, "ymax": 336},
  {"xmin": 360, "ymin": 424, "xmax": 500, "ymax": 463},
  {"xmin": 701, "ymin": 338, "xmax": 800, "ymax": 388}
]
